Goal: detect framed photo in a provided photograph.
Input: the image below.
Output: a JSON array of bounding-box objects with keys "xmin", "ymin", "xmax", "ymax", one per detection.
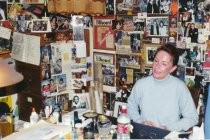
[
  {"xmin": 93, "ymin": 16, "xmax": 115, "ymax": 50},
  {"xmin": 146, "ymin": 16, "xmax": 169, "ymax": 37},
  {"xmin": 144, "ymin": 43, "xmax": 161, "ymax": 66},
  {"xmin": 113, "ymin": 101, "xmax": 127, "ymax": 118},
  {"xmin": 72, "ymin": 93, "xmax": 89, "ymax": 109},
  {"xmin": 93, "ymin": 52, "xmax": 115, "ymax": 64},
  {"xmin": 31, "ymin": 19, "xmax": 50, "ymax": 32}
]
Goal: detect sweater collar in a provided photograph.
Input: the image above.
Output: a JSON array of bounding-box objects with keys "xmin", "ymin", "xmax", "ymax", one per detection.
[{"xmin": 153, "ymin": 74, "xmax": 171, "ymax": 83}]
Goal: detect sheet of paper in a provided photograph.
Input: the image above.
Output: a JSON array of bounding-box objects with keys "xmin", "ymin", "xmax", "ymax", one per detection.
[
  {"xmin": 0, "ymin": 26, "xmax": 12, "ymax": 39},
  {"xmin": 11, "ymin": 32, "xmax": 40, "ymax": 66},
  {"xmin": 75, "ymin": 41, "xmax": 86, "ymax": 58},
  {"xmin": 3, "ymin": 120, "xmax": 70, "ymax": 140}
]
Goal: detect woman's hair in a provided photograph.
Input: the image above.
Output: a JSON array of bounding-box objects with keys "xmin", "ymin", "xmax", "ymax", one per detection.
[
  {"xmin": 154, "ymin": 43, "xmax": 179, "ymax": 66},
  {"xmin": 159, "ymin": 20, "xmax": 164, "ymax": 26}
]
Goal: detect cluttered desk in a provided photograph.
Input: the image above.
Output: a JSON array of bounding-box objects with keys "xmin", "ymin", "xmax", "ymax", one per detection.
[{"xmin": 2, "ymin": 108, "xmax": 204, "ymax": 140}]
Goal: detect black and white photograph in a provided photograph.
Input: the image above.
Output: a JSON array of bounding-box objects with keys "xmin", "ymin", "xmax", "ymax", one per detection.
[
  {"xmin": 16, "ymin": 14, "xmax": 32, "ymax": 32},
  {"xmin": 160, "ymin": 0, "xmax": 171, "ymax": 14},
  {"xmin": 134, "ymin": 18, "xmax": 145, "ymax": 32},
  {"xmin": 106, "ymin": 0, "xmax": 114, "ymax": 15},
  {"xmin": 51, "ymin": 44, "xmax": 62, "ymax": 74},
  {"xmin": 146, "ymin": 16, "xmax": 169, "ymax": 36},
  {"xmin": 177, "ymin": 48, "xmax": 191, "ymax": 67},
  {"xmin": 0, "ymin": 1, "xmax": 7, "ymax": 21},
  {"xmin": 32, "ymin": 19, "xmax": 50, "ymax": 32},
  {"xmin": 72, "ymin": 93, "xmax": 88, "ymax": 109},
  {"xmin": 147, "ymin": 0, "xmax": 161, "ymax": 14}
]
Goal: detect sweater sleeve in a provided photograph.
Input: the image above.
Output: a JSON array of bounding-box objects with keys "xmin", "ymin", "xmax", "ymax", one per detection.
[
  {"xmin": 127, "ymin": 81, "xmax": 144, "ymax": 123},
  {"xmin": 166, "ymin": 85, "xmax": 199, "ymax": 131}
]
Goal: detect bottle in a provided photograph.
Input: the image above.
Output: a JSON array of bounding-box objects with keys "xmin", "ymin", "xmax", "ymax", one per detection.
[
  {"xmin": 30, "ymin": 107, "xmax": 39, "ymax": 125},
  {"xmin": 117, "ymin": 105, "xmax": 130, "ymax": 140}
]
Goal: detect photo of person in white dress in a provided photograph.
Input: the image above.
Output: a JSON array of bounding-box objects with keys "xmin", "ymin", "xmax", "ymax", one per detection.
[{"xmin": 159, "ymin": 20, "xmax": 167, "ymax": 36}]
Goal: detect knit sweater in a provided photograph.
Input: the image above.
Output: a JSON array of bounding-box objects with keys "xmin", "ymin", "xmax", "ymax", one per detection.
[{"xmin": 127, "ymin": 74, "xmax": 198, "ymax": 131}]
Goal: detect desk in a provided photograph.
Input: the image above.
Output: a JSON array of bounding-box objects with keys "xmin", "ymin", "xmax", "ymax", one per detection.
[{"xmin": 0, "ymin": 51, "xmax": 10, "ymax": 59}]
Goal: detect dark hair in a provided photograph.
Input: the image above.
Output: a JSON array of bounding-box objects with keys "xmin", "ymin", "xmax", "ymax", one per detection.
[
  {"xmin": 154, "ymin": 43, "xmax": 179, "ymax": 66},
  {"xmin": 59, "ymin": 78, "xmax": 63, "ymax": 81}
]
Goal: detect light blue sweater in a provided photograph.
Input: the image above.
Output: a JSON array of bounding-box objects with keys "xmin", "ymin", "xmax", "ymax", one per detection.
[{"xmin": 127, "ymin": 74, "xmax": 198, "ymax": 131}]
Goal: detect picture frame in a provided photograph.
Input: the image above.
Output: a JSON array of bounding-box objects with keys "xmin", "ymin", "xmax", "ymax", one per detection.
[
  {"xmin": 93, "ymin": 16, "xmax": 115, "ymax": 50},
  {"xmin": 72, "ymin": 93, "xmax": 89, "ymax": 109},
  {"xmin": 31, "ymin": 19, "xmax": 50, "ymax": 33},
  {"xmin": 113, "ymin": 101, "xmax": 127, "ymax": 118},
  {"xmin": 93, "ymin": 52, "xmax": 115, "ymax": 65},
  {"xmin": 144, "ymin": 43, "xmax": 161, "ymax": 67},
  {"xmin": 146, "ymin": 16, "xmax": 169, "ymax": 37}
]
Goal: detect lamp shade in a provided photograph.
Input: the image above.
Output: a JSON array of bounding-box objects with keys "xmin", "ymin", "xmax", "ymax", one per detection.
[{"xmin": 0, "ymin": 59, "xmax": 24, "ymax": 88}]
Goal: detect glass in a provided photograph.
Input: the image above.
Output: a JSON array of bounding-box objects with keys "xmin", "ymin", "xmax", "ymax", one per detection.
[{"xmin": 97, "ymin": 121, "xmax": 112, "ymax": 139}]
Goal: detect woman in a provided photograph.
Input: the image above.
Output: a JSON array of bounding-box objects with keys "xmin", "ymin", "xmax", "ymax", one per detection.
[
  {"xmin": 127, "ymin": 44, "xmax": 198, "ymax": 131},
  {"xmin": 159, "ymin": 20, "xmax": 167, "ymax": 36}
]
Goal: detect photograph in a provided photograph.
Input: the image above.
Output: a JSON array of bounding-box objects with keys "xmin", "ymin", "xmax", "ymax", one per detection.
[
  {"xmin": 116, "ymin": 0, "xmax": 134, "ymax": 15},
  {"xmin": 57, "ymin": 93, "xmax": 69, "ymax": 111},
  {"xmin": 177, "ymin": 48, "xmax": 191, "ymax": 67},
  {"xmin": 118, "ymin": 54, "xmax": 140, "ymax": 68},
  {"xmin": 133, "ymin": 18, "xmax": 145, "ymax": 32},
  {"xmin": 32, "ymin": 19, "xmax": 50, "ymax": 32},
  {"xmin": 130, "ymin": 33, "xmax": 141, "ymax": 52},
  {"xmin": 57, "ymin": 74, "xmax": 67, "ymax": 93},
  {"xmin": 41, "ymin": 80, "xmax": 50, "ymax": 97},
  {"xmin": 106, "ymin": 0, "xmax": 115, "ymax": 15},
  {"xmin": 146, "ymin": 16, "xmax": 169, "ymax": 37},
  {"xmin": 103, "ymin": 91, "xmax": 115, "ymax": 116},
  {"xmin": 93, "ymin": 16, "xmax": 115, "ymax": 50},
  {"xmin": 93, "ymin": 52, "xmax": 115, "ymax": 64},
  {"xmin": 103, "ymin": 75, "xmax": 115, "ymax": 86},
  {"xmin": 72, "ymin": 93, "xmax": 88, "ymax": 109},
  {"xmin": 144, "ymin": 44, "xmax": 161, "ymax": 66}
]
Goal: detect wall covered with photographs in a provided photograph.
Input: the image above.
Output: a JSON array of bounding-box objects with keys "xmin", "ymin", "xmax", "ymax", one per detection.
[{"xmin": 0, "ymin": 0, "xmax": 210, "ymax": 119}]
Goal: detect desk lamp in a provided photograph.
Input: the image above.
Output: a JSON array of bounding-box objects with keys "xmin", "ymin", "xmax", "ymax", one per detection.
[
  {"xmin": 0, "ymin": 59, "xmax": 23, "ymax": 137},
  {"xmin": 0, "ymin": 59, "xmax": 23, "ymax": 114},
  {"xmin": 0, "ymin": 59, "xmax": 23, "ymax": 89}
]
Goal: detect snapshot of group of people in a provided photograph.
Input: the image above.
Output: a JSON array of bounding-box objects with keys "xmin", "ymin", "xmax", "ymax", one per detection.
[{"xmin": 148, "ymin": 18, "xmax": 168, "ymax": 36}]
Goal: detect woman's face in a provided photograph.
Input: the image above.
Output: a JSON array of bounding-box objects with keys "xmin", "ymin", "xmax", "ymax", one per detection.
[{"xmin": 152, "ymin": 50, "xmax": 176, "ymax": 80}]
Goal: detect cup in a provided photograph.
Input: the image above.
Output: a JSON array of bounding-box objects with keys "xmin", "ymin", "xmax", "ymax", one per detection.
[{"xmin": 97, "ymin": 121, "xmax": 112, "ymax": 139}]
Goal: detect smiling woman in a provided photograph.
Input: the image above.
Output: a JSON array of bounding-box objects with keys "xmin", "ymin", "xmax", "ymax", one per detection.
[{"xmin": 127, "ymin": 43, "xmax": 198, "ymax": 132}]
